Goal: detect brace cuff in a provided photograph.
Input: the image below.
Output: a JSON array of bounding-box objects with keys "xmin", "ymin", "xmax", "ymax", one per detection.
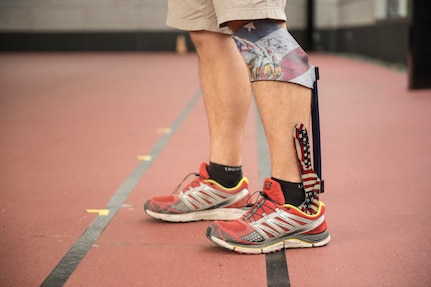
[{"xmin": 233, "ymin": 20, "xmax": 315, "ymax": 89}]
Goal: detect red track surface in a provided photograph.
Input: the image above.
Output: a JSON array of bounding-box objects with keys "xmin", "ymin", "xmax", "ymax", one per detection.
[{"xmin": 1, "ymin": 53, "xmax": 430, "ymax": 286}]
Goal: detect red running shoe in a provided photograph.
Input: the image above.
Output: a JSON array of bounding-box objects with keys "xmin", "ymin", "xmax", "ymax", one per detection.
[
  {"xmin": 144, "ymin": 163, "xmax": 250, "ymax": 222},
  {"xmin": 206, "ymin": 178, "xmax": 330, "ymax": 254}
]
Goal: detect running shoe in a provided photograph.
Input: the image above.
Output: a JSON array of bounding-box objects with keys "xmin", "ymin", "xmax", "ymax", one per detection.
[
  {"xmin": 206, "ymin": 178, "xmax": 330, "ymax": 254},
  {"xmin": 144, "ymin": 163, "xmax": 251, "ymax": 222}
]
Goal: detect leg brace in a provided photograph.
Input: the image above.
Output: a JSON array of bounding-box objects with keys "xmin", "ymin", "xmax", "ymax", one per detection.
[{"xmin": 233, "ymin": 20, "xmax": 315, "ymax": 89}]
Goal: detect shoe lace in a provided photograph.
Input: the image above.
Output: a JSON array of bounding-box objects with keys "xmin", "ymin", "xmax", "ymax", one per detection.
[
  {"xmin": 244, "ymin": 190, "xmax": 260, "ymax": 207},
  {"xmin": 171, "ymin": 172, "xmax": 210, "ymax": 195},
  {"xmin": 242, "ymin": 191, "xmax": 285, "ymax": 222}
]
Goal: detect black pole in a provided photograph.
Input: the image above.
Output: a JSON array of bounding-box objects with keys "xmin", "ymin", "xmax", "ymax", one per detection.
[
  {"xmin": 408, "ymin": 0, "xmax": 431, "ymax": 89},
  {"xmin": 311, "ymin": 67, "xmax": 324, "ymax": 192},
  {"xmin": 306, "ymin": 0, "xmax": 315, "ymax": 51}
]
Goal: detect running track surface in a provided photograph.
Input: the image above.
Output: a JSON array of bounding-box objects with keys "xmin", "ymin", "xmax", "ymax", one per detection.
[{"xmin": 1, "ymin": 53, "xmax": 430, "ymax": 287}]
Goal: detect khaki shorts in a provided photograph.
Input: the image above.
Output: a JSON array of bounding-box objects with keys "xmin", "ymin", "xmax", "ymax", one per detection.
[{"xmin": 166, "ymin": 0, "xmax": 286, "ymax": 34}]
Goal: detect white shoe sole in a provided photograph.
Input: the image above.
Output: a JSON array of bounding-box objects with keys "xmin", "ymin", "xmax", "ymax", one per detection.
[
  {"xmin": 209, "ymin": 232, "xmax": 331, "ymax": 254},
  {"xmin": 145, "ymin": 207, "xmax": 248, "ymax": 223}
]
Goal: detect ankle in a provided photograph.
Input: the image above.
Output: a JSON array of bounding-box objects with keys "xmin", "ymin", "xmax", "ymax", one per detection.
[
  {"xmin": 271, "ymin": 177, "xmax": 305, "ymax": 206},
  {"xmin": 207, "ymin": 162, "xmax": 243, "ymax": 188}
]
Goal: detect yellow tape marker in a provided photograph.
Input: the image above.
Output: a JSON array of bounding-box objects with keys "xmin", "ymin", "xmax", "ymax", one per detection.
[
  {"xmin": 86, "ymin": 209, "xmax": 110, "ymax": 216},
  {"xmin": 137, "ymin": 155, "xmax": 152, "ymax": 161},
  {"xmin": 157, "ymin": 128, "xmax": 171, "ymax": 134}
]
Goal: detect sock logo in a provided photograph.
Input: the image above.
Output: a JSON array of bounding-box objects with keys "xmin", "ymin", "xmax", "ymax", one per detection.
[{"xmin": 224, "ymin": 167, "xmax": 241, "ymax": 172}]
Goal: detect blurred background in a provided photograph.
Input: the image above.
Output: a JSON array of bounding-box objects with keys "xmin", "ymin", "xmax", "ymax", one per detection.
[{"xmin": 0, "ymin": 0, "xmax": 429, "ymax": 88}]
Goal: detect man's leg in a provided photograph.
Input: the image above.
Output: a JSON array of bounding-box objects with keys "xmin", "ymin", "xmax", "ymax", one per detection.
[
  {"xmin": 253, "ymin": 81, "xmax": 311, "ymax": 183},
  {"xmin": 144, "ymin": 31, "xmax": 253, "ymax": 222},
  {"xmin": 232, "ymin": 20, "xmax": 313, "ymax": 204},
  {"xmin": 206, "ymin": 20, "xmax": 329, "ymax": 254},
  {"xmin": 190, "ymin": 31, "xmax": 251, "ymax": 168}
]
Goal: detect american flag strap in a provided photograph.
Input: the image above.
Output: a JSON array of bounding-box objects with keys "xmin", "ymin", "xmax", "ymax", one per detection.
[{"xmin": 294, "ymin": 123, "xmax": 320, "ymax": 215}]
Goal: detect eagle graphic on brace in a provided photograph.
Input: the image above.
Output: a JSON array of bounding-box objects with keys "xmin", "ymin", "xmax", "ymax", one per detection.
[{"xmin": 234, "ymin": 36, "xmax": 283, "ymax": 80}]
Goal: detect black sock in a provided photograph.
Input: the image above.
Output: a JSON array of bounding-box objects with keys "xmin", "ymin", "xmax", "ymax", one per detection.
[
  {"xmin": 271, "ymin": 177, "xmax": 305, "ymax": 206},
  {"xmin": 207, "ymin": 162, "xmax": 243, "ymax": 188}
]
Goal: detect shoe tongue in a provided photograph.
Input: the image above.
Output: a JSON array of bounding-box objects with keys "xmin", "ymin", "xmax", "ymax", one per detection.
[
  {"xmin": 199, "ymin": 162, "xmax": 210, "ymax": 179},
  {"xmin": 263, "ymin": 178, "xmax": 286, "ymax": 203}
]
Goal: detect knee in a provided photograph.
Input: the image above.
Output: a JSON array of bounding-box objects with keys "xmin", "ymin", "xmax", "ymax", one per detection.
[
  {"xmin": 190, "ymin": 31, "xmax": 230, "ymax": 52},
  {"xmin": 190, "ymin": 31, "xmax": 207, "ymax": 49}
]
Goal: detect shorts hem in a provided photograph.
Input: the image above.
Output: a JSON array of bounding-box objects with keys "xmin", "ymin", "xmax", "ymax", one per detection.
[
  {"xmin": 166, "ymin": 18, "xmax": 231, "ymax": 34},
  {"xmin": 217, "ymin": 7, "xmax": 286, "ymax": 27}
]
